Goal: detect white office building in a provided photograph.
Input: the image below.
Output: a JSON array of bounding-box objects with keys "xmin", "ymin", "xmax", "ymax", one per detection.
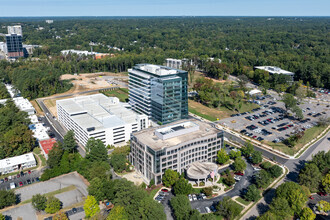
[
  {"xmin": 0, "ymin": 152, "xmax": 36, "ymax": 175},
  {"xmin": 254, "ymin": 66, "xmax": 295, "ymax": 82},
  {"xmin": 57, "ymin": 93, "xmax": 149, "ymax": 147}
]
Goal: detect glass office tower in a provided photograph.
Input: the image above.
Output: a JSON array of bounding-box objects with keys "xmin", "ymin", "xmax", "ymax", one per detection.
[
  {"xmin": 128, "ymin": 64, "xmax": 188, "ymax": 124},
  {"xmin": 6, "ymin": 34, "xmax": 24, "ymax": 58}
]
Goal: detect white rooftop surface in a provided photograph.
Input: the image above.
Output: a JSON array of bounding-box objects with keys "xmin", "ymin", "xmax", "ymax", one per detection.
[
  {"xmin": 255, "ymin": 66, "xmax": 294, "ymax": 75},
  {"xmin": 57, "ymin": 94, "xmax": 142, "ymax": 130},
  {"xmin": 33, "ymin": 123, "xmax": 50, "ymax": 141},
  {"xmin": 249, "ymin": 89, "xmax": 262, "ymax": 95},
  {"xmin": 5, "ymin": 84, "xmax": 16, "ymax": 98},
  {"xmin": 13, "ymin": 97, "xmax": 35, "ymax": 112},
  {"xmin": 29, "ymin": 115, "xmax": 38, "ymax": 124},
  {"xmin": 137, "ymin": 64, "xmax": 178, "ymax": 76},
  {"xmin": 0, "ymin": 152, "xmax": 35, "ymax": 169}
]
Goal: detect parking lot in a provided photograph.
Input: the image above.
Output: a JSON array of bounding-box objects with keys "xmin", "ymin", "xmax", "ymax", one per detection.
[
  {"xmin": 219, "ymin": 94, "xmax": 330, "ymax": 144},
  {"xmin": 2, "ymin": 172, "xmax": 88, "ymax": 220},
  {"xmin": 0, "ymin": 169, "xmax": 41, "ymax": 191}
]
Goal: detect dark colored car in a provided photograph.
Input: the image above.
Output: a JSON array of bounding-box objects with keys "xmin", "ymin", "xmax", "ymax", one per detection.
[
  {"xmin": 72, "ymin": 207, "xmax": 77, "ymax": 213},
  {"xmin": 27, "ymin": 179, "xmax": 31, "ymax": 184}
]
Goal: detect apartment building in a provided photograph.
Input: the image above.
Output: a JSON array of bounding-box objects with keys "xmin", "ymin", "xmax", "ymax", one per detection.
[
  {"xmin": 57, "ymin": 94, "xmax": 148, "ymax": 147},
  {"xmin": 129, "ymin": 119, "xmax": 223, "ymax": 184},
  {"xmin": 128, "ymin": 64, "xmax": 188, "ymax": 124}
]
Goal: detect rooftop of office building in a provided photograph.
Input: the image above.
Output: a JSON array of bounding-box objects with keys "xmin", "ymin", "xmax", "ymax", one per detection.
[
  {"xmin": 254, "ymin": 66, "xmax": 295, "ymax": 76},
  {"xmin": 57, "ymin": 93, "xmax": 144, "ymax": 131},
  {"xmin": 133, "ymin": 119, "xmax": 220, "ymax": 151},
  {"xmin": 130, "ymin": 63, "xmax": 186, "ymax": 76}
]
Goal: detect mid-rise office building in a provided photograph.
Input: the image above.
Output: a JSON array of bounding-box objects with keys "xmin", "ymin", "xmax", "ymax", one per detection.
[
  {"xmin": 128, "ymin": 64, "xmax": 188, "ymax": 124},
  {"xmin": 129, "ymin": 119, "xmax": 223, "ymax": 184},
  {"xmin": 6, "ymin": 34, "xmax": 24, "ymax": 58},
  {"xmin": 57, "ymin": 94, "xmax": 149, "ymax": 147}
]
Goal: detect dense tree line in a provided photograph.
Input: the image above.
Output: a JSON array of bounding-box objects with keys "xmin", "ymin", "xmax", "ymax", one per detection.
[
  {"xmin": 0, "ymin": 17, "xmax": 328, "ymax": 88},
  {"xmin": 0, "ymin": 83, "xmax": 10, "ymax": 99},
  {"xmin": 0, "ymin": 100, "xmax": 35, "ymax": 159},
  {"xmin": 299, "ymin": 151, "xmax": 330, "ymax": 193}
]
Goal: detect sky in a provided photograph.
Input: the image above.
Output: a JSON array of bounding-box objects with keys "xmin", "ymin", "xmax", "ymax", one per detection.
[{"xmin": 1, "ymin": 0, "xmax": 329, "ymax": 17}]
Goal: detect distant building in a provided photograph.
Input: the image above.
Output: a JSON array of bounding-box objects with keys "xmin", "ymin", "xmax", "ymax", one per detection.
[
  {"xmin": 61, "ymin": 49, "xmax": 95, "ymax": 56},
  {"xmin": 23, "ymin": 44, "xmax": 41, "ymax": 56},
  {"xmin": 166, "ymin": 58, "xmax": 183, "ymax": 69},
  {"xmin": 6, "ymin": 34, "xmax": 24, "ymax": 58},
  {"xmin": 129, "ymin": 119, "xmax": 223, "ymax": 183},
  {"xmin": 0, "ymin": 152, "xmax": 36, "ymax": 175},
  {"xmin": 254, "ymin": 66, "xmax": 295, "ymax": 82},
  {"xmin": 31, "ymin": 123, "xmax": 50, "ymax": 141},
  {"xmin": 39, "ymin": 138, "xmax": 57, "ymax": 159},
  {"xmin": 7, "ymin": 25, "xmax": 22, "ymax": 36},
  {"xmin": 0, "ymin": 42, "xmax": 7, "ymax": 53},
  {"xmin": 57, "ymin": 94, "xmax": 149, "ymax": 147},
  {"xmin": 0, "ymin": 96, "xmax": 36, "ymax": 115},
  {"xmin": 128, "ymin": 64, "xmax": 188, "ymax": 124},
  {"xmin": 45, "ymin": 20, "xmax": 54, "ymax": 24}
]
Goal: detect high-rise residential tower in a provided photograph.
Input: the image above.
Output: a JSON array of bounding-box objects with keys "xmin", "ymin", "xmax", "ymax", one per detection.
[{"xmin": 128, "ymin": 64, "xmax": 188, "ymax": 125}]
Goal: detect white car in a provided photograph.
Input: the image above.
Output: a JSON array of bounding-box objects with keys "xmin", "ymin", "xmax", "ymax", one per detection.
[
  {"xmin": 188, "ymin": 194, "xmax": 192, "ymax": 202},
  {"xmin": 253, "ymin": 167, "xmax": 261, "ymax": 171},
  {"xmin": 205, "ymin": 207, "xmax": 211, "ymax": 213},
  {"xmin": 192, "ymin": 194, "xmax": 197, "ymax": 201}
]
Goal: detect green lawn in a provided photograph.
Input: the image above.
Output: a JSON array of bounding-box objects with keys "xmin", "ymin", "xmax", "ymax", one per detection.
[
  {"xmin": 265, "ymin": 125, "xmax": 328, "ymax": 156},
  {"xmin": 102, "ymin": 88, "xmax": 129, "ymax": 102},
  {"xmin": 148, "ymin": 187, "xmax": 160, "ymax": 199},
  {"xmin": 236, "ymin": 197, "xmax": 251, "ymax": 206},
  {"xmin": 189, "ymin": 107, "xmax": 218, "ymax": 121}
]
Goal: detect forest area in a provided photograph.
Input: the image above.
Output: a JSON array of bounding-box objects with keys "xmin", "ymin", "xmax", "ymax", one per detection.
[{"xmin": 0, "ymin": 17, "xmax": 329, "ymax": 100}]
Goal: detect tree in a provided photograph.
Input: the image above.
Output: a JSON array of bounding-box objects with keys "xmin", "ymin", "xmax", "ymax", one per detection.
[
  {"xmin": 317, "ymin": 200, "xmax": 330, "ymax": 213},
  {"xmin": 32, "ymin": 194, "xmax": 47, "ymax": 211},
  {"xmin": 299, "ymin": 207, "xmax": 316, "ymax": 220},
  {"xmin": 0, "ymin": 213, "xmax": 5, "ymax": 220},
  {"xmin": 269, "ymin": 197, "xmax": 293, "ymax": 219},
  {"xmin": 250, "ymin": 151, "xmax": 262, "ymax": 164},
  {"xmin": 202, "ymin": 187, "xmax": 213, "ymax": 197},
  {"xmin": 217, "ymin": 148, "xmax": 229, "ymax": 164},
  {"xmin": 241, "ymin": 142, "xmax": 254, "ymax": 157},
  {"xmin": 85, "ymin": 138, "xmax": 108, "ymax": 162},
  {"xmin": 170, "ymin": 195, "xmax": 192, "ymax": 220},
  {"xmin": 288, "ymin": 189, "xmax": 308, "ymax": 214},
  {"xmin": 244, "ymin": 184, "xmax": 261, "ymax": 202},
  {"xmin": 224, "ymin": 174, "xmax": 236, "ymax": 186},
  {"xmin": 276, "ymin": 181, "xmax": 309, "ymax": 199},
  {"xmin": 138, "ymin": 197, "xmax": 166, "ymax": 220},
  {"xmin": 45, "ymin": 196, "xmax": 61, "ymax": 214},
  {"xmin": 269, "ymin": 165, "xmax": 282, "ymax": 178},
  {"xmin": 256, "ymin": 211, "xmax": 276, "ymax": 220},
  {"xmin": 216, "ymin": 196, "xmax": 243, "ymax": 220},
  {"xmin": 0, "ymin": 190, "xmax": 16, "ymax": 209},
  {"xmin": 149, "ymin": 179, "xmax": 155, "ymax": 188},
  {"xmin": 53, "ymin": 212, "xmax": 69, "ymax": 220},
  {"xmin": 255, "ymin": 170, "xmax": 271, "ymax": 189},
  {"xmin": 322, "ymin": 173, "xmax": 330, "ymax": 194},
  {"xmin": 229, "ymin": 150, "xmax": 241, "ymax": 159},
  {"xmin": 233, "ymin": 157, "xmax": 246, "ymax": 172},
  {"xmin": 299, "ymin": 163, "xmax": 322, "ymax": 192},
  {"xmin": 107, "ymin": 205, "xmax": 128, "ymax": 220},
  {"xmin": 162, "ymin": 169, "xmax": 180, "ymax": 187},
  {"xmin": 110, "ymin": 154, "xmax": 128, "ymax": 173},
  {"xmin": 84, "ymin": 195, "xmax": 100, "ymax": 218},
  {"xmin": 62, "ymin": 130, "xmax": 76, "ymax": 152},
  {"xmin": 173, "ymin": 178, "xmax": 193, "ymax": 195},
  {"xmin": 260, "ymin": 161, "xmax": 272, "ymax": 170},
  {"xmin": 47, "ymin": 143, "xmax": 64, "ymax": 168}
]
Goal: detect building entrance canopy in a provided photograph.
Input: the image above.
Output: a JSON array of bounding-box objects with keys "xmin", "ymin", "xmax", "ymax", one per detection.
[{"xmin": 186, "ymin": 161, "xmax": 218, "ymax": 180}]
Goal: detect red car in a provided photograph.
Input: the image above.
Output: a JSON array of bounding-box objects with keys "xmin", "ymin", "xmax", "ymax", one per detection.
[
  {"xmin": 28, "ymin": 170, "xmax": 31, "ymax": 174},
  {"xmin": 252, "ymin": 136, "xmax": 257, "ymax": 139},
  {"xmin": 17, "ymin": 174, "xmax": 20, "ymax": 178},
  {"xmin": 309, "ymin": 196, "xmax": 314, "ymax": 199},
  {"xmin": 19, "ymin": 182, "xmax": 23, "ymax": 187},
  {"xmin": 235, "ymin": 172, "xmax": 244, "ymax": 176},
  {"xmin": 318, "ymin": 192, "xmax": 327, "ymax": 196},
  {"xmin": 161, "ymin": 189, "xmax": 169, "ymax": 193}
]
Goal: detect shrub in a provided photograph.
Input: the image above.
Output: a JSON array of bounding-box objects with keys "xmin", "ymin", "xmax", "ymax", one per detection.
[{"xmin": 260, "ymin": 161, "xmax": 272, "ymax": 170}]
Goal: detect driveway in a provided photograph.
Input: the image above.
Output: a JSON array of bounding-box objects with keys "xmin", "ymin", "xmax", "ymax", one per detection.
[{"xmin": 190, "ymin": 159, "xmax": 255, "ymax": 213}]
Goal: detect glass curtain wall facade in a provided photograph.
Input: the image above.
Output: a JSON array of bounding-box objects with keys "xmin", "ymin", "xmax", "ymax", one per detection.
[
  {"xmin": 6, "ymin": 34, "xmax": 24, "ymax": 58},
  {"xmin": 128, "ymin": 64, "xmax": 188, "ymax": 124}
]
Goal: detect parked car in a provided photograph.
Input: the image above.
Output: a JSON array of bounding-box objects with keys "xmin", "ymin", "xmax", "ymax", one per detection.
[
  {"xmin": 205, "ymin": 207, "xmax": 211, "ymax": 213},
  {"xmin": 192, "ymin": 194, "xmax": 197, "ymax": 201},
  {"xmin": 161, "ymin": 188, "xmax": 169, "ymax": 192},
  {"xmin": 235, "ymin": 172, "xmax": 244, "ymax": 176},
  {"xmin": 19, "ymin": 182, "xmax": 23, "ymax": 187},
  {"xmin": 27, "ymin": 179, "xmax": 31, "ymax": 184},
  {"xmin": 188, "ymin": 194, "xmax": 192, "ymax": 201}
]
